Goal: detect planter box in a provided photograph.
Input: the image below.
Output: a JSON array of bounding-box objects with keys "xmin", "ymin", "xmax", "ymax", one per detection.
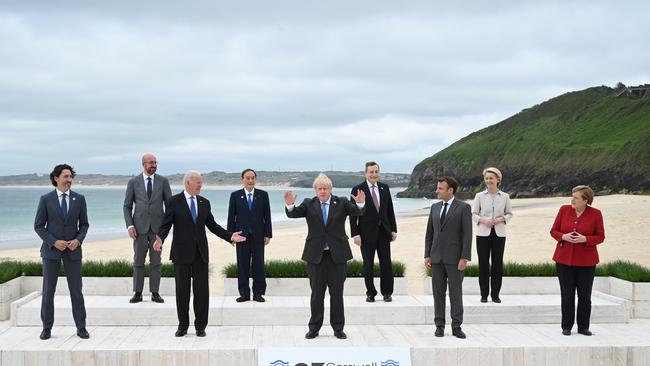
[
  {"xmin": 609, "ymin": 276, "xmax": 650, "ymax": 318},
  {"xmin": 0, "ymin": 277, "xmax": 22, "ymax": 320},
  {"xmin": 423, "ymin": 276, "xmax": 610, "ymax": 295},
  {"xmin": 20, "ymin": 276, "xmax": 177, "ymax": 296},
  {"xmin": 224, "ymin": 277, "xmax": 409, "ymax": 296}
]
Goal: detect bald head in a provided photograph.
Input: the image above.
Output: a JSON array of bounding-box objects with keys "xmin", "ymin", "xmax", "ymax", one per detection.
[{"xmin": 141, "ymin": 153, "xmax": 157, "ymax": 175}]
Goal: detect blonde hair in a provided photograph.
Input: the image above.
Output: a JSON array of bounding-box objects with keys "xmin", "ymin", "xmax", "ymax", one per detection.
[
  {"xmin": 572, "ymin": 185, "xmax": 594, "ymax": 205},
  {"xmin": 482, "ymin": 167, "xmax": 503, "ymax": 187},
  {"xmin": 312, "ymin": 173, "xmax": 333, "ymax": 189}
]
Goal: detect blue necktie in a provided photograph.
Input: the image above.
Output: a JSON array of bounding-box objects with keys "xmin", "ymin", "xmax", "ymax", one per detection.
[
  {"xmin": 321, "ymin": 202, "xmax": 328, "ymax": 225},
  {"xmin": 190, "ymin": 196, "xmax": 197, "ymax": 223},
  {"xmin": 247, "ymin": 192, "xmax": 253, "ymax": 210},
  {"xmin": 146, "ymin": 177, "xmax": 152, "ymax": 200},
  {"xmin": 61, "ymin": 193, "xmax": 68, "ymax": 220}
]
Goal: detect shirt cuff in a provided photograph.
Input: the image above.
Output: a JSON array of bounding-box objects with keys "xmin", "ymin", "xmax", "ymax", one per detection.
[{"xmin": 285, "ymin": 204, "xmax": 295, "ymax": 211}]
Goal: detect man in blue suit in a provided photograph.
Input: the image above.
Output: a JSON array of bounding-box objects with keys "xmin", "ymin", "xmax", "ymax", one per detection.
[
  {"xmin": 34, "ymin": 164, "xmax": 89, "ymax": 340},
  {"xmin": 227, "ymin": 169, "xmax": 273, "ymax": 302}
]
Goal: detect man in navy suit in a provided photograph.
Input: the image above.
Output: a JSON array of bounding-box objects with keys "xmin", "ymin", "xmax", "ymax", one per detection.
[
  {"xmin": 350, "ymin": 162, "xmax": 398, "ymax": 302},
  {"xmin": 284, "ymin": 173, "xmax": 366, "ymax": 340},
  {"xmin": 227, "ymin": 169, "xmax": 272, "ymax": 303},
  {"xmin": 155, "ymin": 171, "xmax": 246, "ymax": 337},
  {"xmin": 34, "ymin": 164, "xmax": 89, "ymax": 340}
]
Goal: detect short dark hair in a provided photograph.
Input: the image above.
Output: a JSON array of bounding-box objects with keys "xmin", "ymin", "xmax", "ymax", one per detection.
[
  {"xmin": 365, "ymin": 161, "xmax": 379, "ymax": 171},
  {"xmin": 437, "ymin": 176, "xmax": 458, "ymax": 194},
  {"xmin": 49, "ymin": 164, "xmax": 76, "ymax": 187},
  {"xmin": 241, "ymin": 168, "xmax": 257, "ymax": 178}
]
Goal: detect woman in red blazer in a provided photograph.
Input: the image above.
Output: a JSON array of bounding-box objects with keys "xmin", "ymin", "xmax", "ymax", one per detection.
[{"xmin": 550, "ymin": 185, "xmax": 605, "ymax": 336}]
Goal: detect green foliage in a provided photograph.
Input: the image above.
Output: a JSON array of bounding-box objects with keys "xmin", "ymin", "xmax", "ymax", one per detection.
[
  {"xmin": 425, "ymin": 260, "xmax": 650, "ymax": 282},
  {"xmin": 0, "ymin": 260, "xmax": 175, "ymax": 283},
  {"xmin": 222, "ymin": 259, "xmax": 406, "ymax": 278}
]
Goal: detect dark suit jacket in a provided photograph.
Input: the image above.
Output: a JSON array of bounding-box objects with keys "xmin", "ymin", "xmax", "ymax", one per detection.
[
  {"xmin": 158, "ymin": 192, "xmax": 232, "ymax": 264},
  {"xmin": 424, "ymin": 198, "xmax": 472, "ymax": 265},
  {"xmin": 286, "ymin": 195, "xmax": 364, "ymax": 265},
  {"xmin": 227, "ymin": 188, "xmax": 272, "ymax": 244},
  {"xmin": 34, "ymin": 190, "xmax": 89, "ymax": 260},
  {"xmin": 349, "ymin": 181, "xmax": 397, "ymax": 242},
  {"xmin": 123, "ymin": 173, "xmax": 172, "ymax": 234}
]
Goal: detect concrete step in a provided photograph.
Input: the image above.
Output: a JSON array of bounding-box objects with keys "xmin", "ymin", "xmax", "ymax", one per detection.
[
  {"xmin": 1, "ymin": 322, "xmax": 650, "ymax": 366},
  {"xmin": 12, "ymin": 292, "xmax": 628, "ymax": 327}
]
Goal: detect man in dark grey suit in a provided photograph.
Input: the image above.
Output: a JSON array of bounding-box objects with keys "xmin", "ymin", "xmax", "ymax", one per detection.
[
  {"xmin": 34, "ymin": 164, "xmax": 89, "ymax": 340},
  {"xmin": 424, "ymin": 176, "xmax": 472, "ymax": 339},
  {"xmin": 123, "ymin": 153, "xmax": 172, "ymax": 304},
  {"xmin": 284, "ymin": 173, "xmax": 366, "ymax": 340}
]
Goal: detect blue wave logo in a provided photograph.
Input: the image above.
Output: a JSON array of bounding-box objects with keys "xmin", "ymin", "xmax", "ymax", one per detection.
[
  {"xmin": 269, "ymin": 361, "xmax": 289, "ymax": 366},
  {"xmin": 381, "ymin": 360, "xmax": 400, "ymax": 366}
]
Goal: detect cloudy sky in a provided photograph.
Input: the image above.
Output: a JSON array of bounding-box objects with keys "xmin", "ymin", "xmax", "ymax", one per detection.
[{"xmin": 1, "ymin": 1, "xmax": 648, "ymax": 175}]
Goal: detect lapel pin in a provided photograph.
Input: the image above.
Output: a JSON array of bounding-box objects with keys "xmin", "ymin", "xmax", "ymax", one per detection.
[
  {"xmin": 72, "ymin": 197, "xmax": 76, "ymax": 201},
  {"xmin": 241, "ymin": 196, "xmax": 244, "ymax": 199}
]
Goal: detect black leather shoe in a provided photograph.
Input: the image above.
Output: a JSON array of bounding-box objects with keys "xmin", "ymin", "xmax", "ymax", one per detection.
[
  {"xmin": 434, "ymin": 326, "xmax": 444, "ymax": 337},
  {"xmin": 151, "ymin": 292, "xmax": 164, "ymax": 303},
  {"xmin": 253, "ymin": 294, "xmax": 266, "ymax": 302},
  {"xmin": 452, "ymin": 327, "xmax": 466, "ymax": 339},
  {"xmin": 383, "ymin": 295, "xmax": 392, "ymax": 302},
  {"xmin": 480, "ymin": 297, "xmax": 488, "ymax": 303},
  {"xmin": 333, "ymin": 330, "xmax": 347, "ymax": 339},
  {"xmin": 77, "ymin": 328, "xmax": 90, "ymax": 339},
  {"xmin": 366, "ymin": 296, "xmax": 375, "ymax": 303},
  {"xmin": 175, "ymin": 328, "xmax": 188, "ymax": 337},
  {"xmin": 129, "ymin": 292, "xmax": 143, "ymax": 303},
  {"xmin": 562, "ymin": 329, "xmax": 571, "ymax": 336},
  {"xmin": 492, "ymin": 297, "xmax": 501, "ymax": 303},
  {"xmin": 305, "ymin": 330, "xmax": 319, "ymax": 339},
  {"xmin": 578, "ymin": 329, "xmax": 592, "ymax": 336},
  {"xmin": 236, "ymin": 296, "xmax": 250, "ymax": 303},
  {"xmin": 196, "ymin": 329, "xmax": 206, "ymax": 337},
  {"xmin": 40, "ymin": 328, "xmax": 51, "ymax": 340}
]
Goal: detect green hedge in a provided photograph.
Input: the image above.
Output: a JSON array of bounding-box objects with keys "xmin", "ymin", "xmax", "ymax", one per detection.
[
  {"xmin": 221, "ymin": 259, "xmax": 406, "ymax": 278},
  {"xmin": 0, "ymin": 260, "xmax": 175, "ymax": 284},
  {"xmin": 425, "ymin": 260, "xmax": 650, "ymax": 282}
]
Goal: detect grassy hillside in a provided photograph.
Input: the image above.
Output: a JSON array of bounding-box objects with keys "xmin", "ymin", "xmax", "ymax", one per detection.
[{"xmin": 398, "ymin": 85, "xmax": 650, "ymax": 198}]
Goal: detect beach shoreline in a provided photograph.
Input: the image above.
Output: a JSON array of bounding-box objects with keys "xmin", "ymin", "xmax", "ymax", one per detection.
[{"xmin": 1, "ymin": 194, "xmax": 648, "ymax": 295}]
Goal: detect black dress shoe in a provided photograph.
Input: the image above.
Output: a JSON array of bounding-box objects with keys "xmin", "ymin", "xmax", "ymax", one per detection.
[
  {"xmin": 236, "ymin": 296, "xmax": 250, "ymax": 303},
  {"xmin": 129, "ymin": 292, "xmax": 143, "ymax": 303},
  {"xmin": 151, "ymin": 293, "xmax": 164, "ymax": 303},
  {"xmin": 452, "ymin": 327, "xmax": 466, "ymax": 339},
  {"xmin": 578, "ymin": 329, "xmax": 593, "ymax": 336},
  {"xmin": 305, "ymin": 330, "xmax": 319, "ymax": 339},
  {"xmin": 77, "ymin": 328, "xmax": 90, "ymax": 339},
  {"xmin": 175, "ymin": 328, "xmax": 188, "ymax": 337},
  {"xmin": 253, "ymin": 294, "xmax": 266, "ymax": 302},
  {"xmin": 196, "ymin": 329, "xmax": 206, "ymax": 337},
  {"xmin": 333, "ymin": 330, "xmax": 347, "ymax": 339},
  {"xmin": 562, "ymin": 329, "xmax": 571, "ymax": 336},
  {"xmin": 492, "ymin": 297, "xmax": 501, "ymax": 303},
  {"xmin": 383, "ymin": 295, "xmax": 392, "ymax": 302},
  {"xmin": 480, "ymin": 297, "xmax": 488, "ymax": 303},
  {"xmin": 40, "ymin": 328, "xmax": 51, "ymax": 340},
  {"xmin": 434, "ymin": 326, "xmax": 444, "ymax": 337},
  {"xmin": 366, "ymin": 296, "xmax": 375, "ymax": 303}
]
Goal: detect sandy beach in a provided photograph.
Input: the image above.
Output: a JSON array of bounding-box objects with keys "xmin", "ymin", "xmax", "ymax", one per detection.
[{"xmin": 1, "ymin": 194, "xmax": 648, "ymax": 295}]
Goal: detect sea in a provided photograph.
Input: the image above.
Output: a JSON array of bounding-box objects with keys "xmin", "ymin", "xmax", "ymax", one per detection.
[{"xmin": 0, "ymin": 186, "xmax": 436, "ymax": 250}]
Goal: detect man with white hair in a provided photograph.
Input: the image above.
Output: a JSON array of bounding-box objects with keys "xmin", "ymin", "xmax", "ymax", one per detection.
[
  {"xmin": 284, "ymin": 173, "xmax": 366, "ymax": 340},
  {"xmin": 155, "ymin": 171, "xmax": 246, "ymax": 337}
]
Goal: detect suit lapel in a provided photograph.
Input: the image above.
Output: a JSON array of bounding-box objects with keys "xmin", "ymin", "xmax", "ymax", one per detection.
[
  {"xmin": 432, "ymin": 201, "xmax": 442, "ymax": 230},
  {"xmin": 441, "ymin": 199, "xmax": 459, "ymax": 228}
]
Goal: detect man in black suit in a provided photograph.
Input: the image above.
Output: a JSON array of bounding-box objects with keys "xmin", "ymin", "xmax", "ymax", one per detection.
[
  {"xmin": 155, "ymin": 170, "xmax": 246, "ymax": 337},
  {"xmin": 424, "ymin": 176, "xmax": 472, "ymax": 339},
  {"xmin": 34, "ymin": 164, "xmax": 89, "ymax": 340},
  {"xmin": 350, "ymin": 162, "xmax": 398, "ymax": 302},
  {"xmin": 284, "ymin": 173, "xmax": 365, "ymax": 340},
  {"xmin": 227, "ymin": 168, "xmax": 272, "ymax": 303}
]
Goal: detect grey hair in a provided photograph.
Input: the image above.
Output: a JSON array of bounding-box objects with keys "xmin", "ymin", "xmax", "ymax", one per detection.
[
  {"xmin": 183, "ymin": 170, "xmax": 202, "ymax": 185},
  {"xmin": 312, "ymin": 173, "xmax": 333, "ymax": 189}
]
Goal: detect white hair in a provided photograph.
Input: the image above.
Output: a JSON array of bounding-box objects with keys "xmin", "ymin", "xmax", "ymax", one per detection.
[
  {"xmin": 312, "ymin": 173, "xmax": 333, "ymax": 189},
  {"xmin": 183, "ymin": 170, "xmax": 202, "ymax": 185}
]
